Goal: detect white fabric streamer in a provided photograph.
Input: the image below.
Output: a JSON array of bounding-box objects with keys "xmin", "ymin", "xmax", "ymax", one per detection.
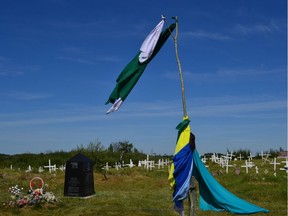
[
  {"xmin": 138, "ymin": 19, "xmax": 165, "ymax": 63},
  {"xmin": 106, "ymin": 98, "xmax": 123, "ymax": 114}
]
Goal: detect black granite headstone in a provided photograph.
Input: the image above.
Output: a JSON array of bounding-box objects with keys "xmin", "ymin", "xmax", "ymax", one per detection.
[{"xmin": 64, "ymin": 153, "xmax": 95, "ymax": 197}]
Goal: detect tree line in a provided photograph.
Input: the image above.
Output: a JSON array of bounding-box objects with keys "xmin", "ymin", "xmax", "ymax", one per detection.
[
  {"xmin": 0, "ymin": 139, "xmax": 284, "ymax": 171},
  {"xmin": 0, "ymin": 139, "xmax": 171, "ymax": 170}
]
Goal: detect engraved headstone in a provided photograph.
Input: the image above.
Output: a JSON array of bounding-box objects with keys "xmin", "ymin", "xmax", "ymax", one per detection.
[{"xmin": 64, "ymin": 153, "xmax": 95, "ymax": 197}]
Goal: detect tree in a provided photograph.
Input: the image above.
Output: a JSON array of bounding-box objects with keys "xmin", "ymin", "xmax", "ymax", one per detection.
[
  {"xmin": 118, "ymin": 140, "xmax": 133, "ymax": 162},
  {"xmin": 86, "ymin": 139, "xmax": 104, "ymax": 154}
]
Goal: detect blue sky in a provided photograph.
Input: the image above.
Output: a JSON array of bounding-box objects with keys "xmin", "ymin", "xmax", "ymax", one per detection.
[{"xmin": 0, "ymin": 0, "xmax": 286, "ymax": 155}]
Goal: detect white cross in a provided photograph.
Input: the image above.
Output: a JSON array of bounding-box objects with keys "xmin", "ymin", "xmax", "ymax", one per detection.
[
  {"xmin": 146, "ymin": 155, "xmax": 150, "ymax": 170},
  {"xmin": 103, "ymin": 162, "xmax": 111, "ymax": 171},
  {"xmin": 38, "ymin": 166, "xmax": 44, "ymax": 173},
  {"xmin": 241, "ymin": 160, "xmax": 254, "ymax": 173},
  {"xmin": 157, "ymin": 159, "xmax": 162, "ymax": 169},
  {"xmin": 25, "ymin": 165, "xmax": 32, "ymax": 173},
  {"xmin": 128, "ymin": 159, "xmax": 134, "ymax": 168},
  {"xmin": 44, "ymin": 159, "xmax": 56, "ymax": 173},
  {"xmin": 147, "ymin": 160, "xmax": 155, "ymax": 170},
  {"xmin": 115, "ymin": 162, "xmax": 119, "ymax": 170},
  {"xmin": 259, "ymin": 151, "xmax": 264, "ymax": 157},
  {"xmin": 138, "ymin": 161, "xmax": 142, "ymax": 167},
  {"xmin": 280, "ymin": 160, "xmax": 288, "ymax": 173},
  {"xmin": 163, "ymin": 159, "xmax": 168, "ymax": 166},
  {"xmin": 237, "ymin": 154, "xmax": 243, "ymax": 161},
  {"xmin": 260, "ymin": 151, "xmax": 270, "ymax": 164},
  {"xmin": 247, "ymin": 153, "xmax": 255, "ymax": 161},
  {"xmin": 270, "ymin": 158, "xmax": 280, "ymax": 172},
  {"xmin": 222, "ymin": 159, "xmax": 233, "ymax": 173},
  {"xmin": 227, "ymin": 151, "xmax": 235, "ymax": 161},
  {"xmin": 201, "ymin": 155, "xmax": 207, "ymax": 163},
  {"xmin": 59, "ymin": 165, "xmax": 65, "ymax": 172},
  {"xmin": 211, "ymin": 153, "xmax": 219, "ymax": 163},
  {"xmin": 255, "ymin": 166, "xmax": 259, "ymax": 174}
]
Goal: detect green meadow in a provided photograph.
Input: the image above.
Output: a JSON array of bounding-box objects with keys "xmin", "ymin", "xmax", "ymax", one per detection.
[{"xmin": 0, "ymin": 159, "xmax": 287, "ymax": 216}]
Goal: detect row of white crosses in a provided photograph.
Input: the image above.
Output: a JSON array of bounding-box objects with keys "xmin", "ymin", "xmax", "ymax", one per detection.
[
  {"xmin": 19, "ymin": 159, "xmax": 65, "ymax": 173},
  {"xmin": 211, "ymin": 153, "xmax": 221, "ymax": 164},
  {"xmin": 156, "ymin": 158, "xmax": 170, "ymax": 169},
  {"xmin": 102, "ymin": 155, "xmax": 171, "ymax": 171},
  {"xmin": 209, "ymin": 151, "xmax": 287, "ymax": 175},
  {"xmin": 237, "ymin": 157, "xmax": 287, "ymax": 175},
  {"xmin": 210, "ymin": 151, "xmax": 269, "ymax": 163},
  {"xmin": 138, "ymin": 156, "xmax": 171, "ymax": 170},
  {"xmin": 102, "ymin": 160, "xmax": 132, "ymax": 171},
  {"xmin": 210, "ymin": 151, "xmax": 263, "ymax": 161},
  {"xmin": 139, "ymin": 155, "xmax": 155, "ymax": 170}
]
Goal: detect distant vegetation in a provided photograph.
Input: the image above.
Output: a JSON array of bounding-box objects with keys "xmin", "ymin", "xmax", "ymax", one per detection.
[
  {"xmin": 0, "ymin": 139, "xmax": 171, "ymax": 170},
  {"xmin": 0, "ymin": 139, "xmax": 284, "ymax": 172},
  {"xmin": 203, "ymin": 147, "xmax": 284, "ymax": 159}
]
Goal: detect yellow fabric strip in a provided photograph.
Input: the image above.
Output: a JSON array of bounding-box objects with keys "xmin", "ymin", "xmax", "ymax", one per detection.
[
  {"xmin": 168, "ymin": 116, "xmax": 191, "ymax": 188},
  {"xmin": 174, "ymin": 124, "xmax": 190, "ymax": 155}
]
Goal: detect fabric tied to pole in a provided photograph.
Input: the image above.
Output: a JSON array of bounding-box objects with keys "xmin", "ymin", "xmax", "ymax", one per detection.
[
  {"xmin": 169, "ymin": 117, "xmax": 193, "ymax": 215},
  {"xmin": 105, "ymin": 19, "xmax": 175, "ymax": 114},
  {"xmin": 192, "ymin": 149, "xmax": 269, "ymax": 214}
]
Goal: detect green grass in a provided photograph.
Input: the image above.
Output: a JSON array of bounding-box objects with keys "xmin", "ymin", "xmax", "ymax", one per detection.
[{"xmin": 0, "ymin": 159, "xmax": 287, "ymax": 216}]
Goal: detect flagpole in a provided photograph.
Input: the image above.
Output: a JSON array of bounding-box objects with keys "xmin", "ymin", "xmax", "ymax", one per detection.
[
  {"xmin": 172, "ymin": 16, "xmax": 187, "ymax": 118},
  {"xmin": 171, "ymin": 16, "xmax": 196, "ymax": 216}
]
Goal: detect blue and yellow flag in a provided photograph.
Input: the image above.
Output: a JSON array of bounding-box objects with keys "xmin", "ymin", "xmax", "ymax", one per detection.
[
  {"xmin": 168, "ymin": 116, "xmax": 194, "ymax": 214},
  {"xmin": 169, "ymin": 117, "xmax": 269, "ymax": 215}
]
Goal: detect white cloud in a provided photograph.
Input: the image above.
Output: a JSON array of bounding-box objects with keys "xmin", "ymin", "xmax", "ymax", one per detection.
[
  {"xmin": 182, "ymin": 30, "xmax": 231, "ymax": 41},
  {"xmin": 162, "ymin": 67, "xmax": 286, "ymax": 82},
  {"xmin": 0, "ymin": 58, "xmax": 38, "ymax": 76},
  {"xmin": 58, "ymin": 56, "xmax": 96, "ymax": 65},
  {"xmin": 0, "ymin": 96, "xmax": 285, "ymax": 128},
  {"xmin": 58, "ymin": 55, "xmax": 122, "ymax": 64},
  {"xmin": 2, "ymin": 91, "xmax": 53, "ymax": 100},
  {"xmin": 216, "ymin": 67, "xmax": 285, "ymax": 77},
  {"xmin": 233, "ymin": 21, "xmax": 280, "ymax": 35},
  {"xmin": 188, "ymin": 100, "xmax": 286, "ymax": 118}
]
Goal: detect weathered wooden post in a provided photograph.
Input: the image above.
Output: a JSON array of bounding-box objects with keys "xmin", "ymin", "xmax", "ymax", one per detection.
[
  {"xmin": 171, "ymin": 16, "xmax": 197, "ymax": 216},
  {"xmin": 188, "ymin": 177, "xmax": 197, "ymax": 216}
]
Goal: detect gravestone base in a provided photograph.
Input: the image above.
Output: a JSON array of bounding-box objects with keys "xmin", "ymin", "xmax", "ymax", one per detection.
[{"xmin": 63, "ymin": 194, "xmax": 96, "ymax": 199}]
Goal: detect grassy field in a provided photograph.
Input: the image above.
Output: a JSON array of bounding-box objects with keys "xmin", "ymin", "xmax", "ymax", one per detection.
[{"xmin": 0, "ymin": 159, "xmax": 287, "ymax": 216}]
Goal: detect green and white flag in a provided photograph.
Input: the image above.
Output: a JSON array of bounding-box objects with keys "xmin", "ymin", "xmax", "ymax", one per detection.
[
  {"xmin": 139, "ymin": 18, "xmax": 165, "ymax": 63},
  {"xmin": 106, "ymin": 18, "xmax": 176, "ymax": 114}
]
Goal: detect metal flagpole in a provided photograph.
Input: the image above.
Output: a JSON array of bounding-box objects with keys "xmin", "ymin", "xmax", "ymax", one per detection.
[{"xmin": 171, "ymin": 16, "xmax": 197, "ymax": 216}]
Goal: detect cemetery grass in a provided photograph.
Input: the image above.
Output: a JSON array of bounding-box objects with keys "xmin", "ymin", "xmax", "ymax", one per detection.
[{"xmin": 0, "ymin": 160, "xmax": 287, "ymax": 216}]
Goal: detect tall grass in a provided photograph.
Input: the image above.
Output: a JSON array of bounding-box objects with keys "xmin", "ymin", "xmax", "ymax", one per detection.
[{"xmin": 0, "ymin": 159, "xmax": 286, "ymax": 216}]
